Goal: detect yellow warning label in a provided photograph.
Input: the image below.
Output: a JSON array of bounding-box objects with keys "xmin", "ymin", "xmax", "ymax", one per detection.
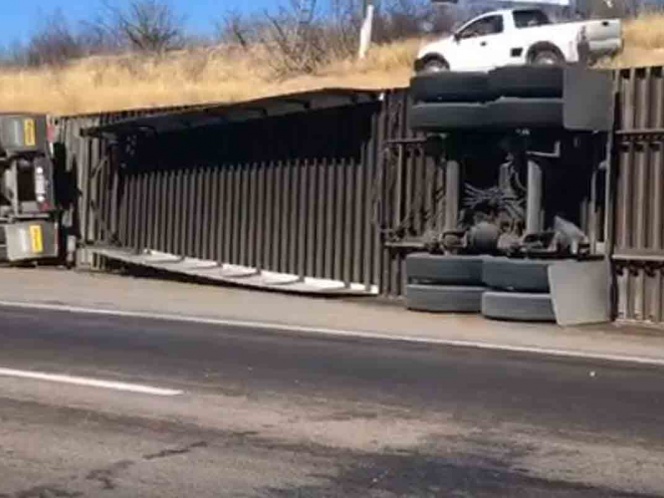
[
  {"xmin": 23, "ymin": 119, "xmax": 36, "ymax": 147},
  {"xmin": 29, "ymin": 225, "xmax": 43, "ymax": 254}
]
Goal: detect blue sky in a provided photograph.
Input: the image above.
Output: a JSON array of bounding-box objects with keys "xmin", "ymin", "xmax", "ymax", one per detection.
[{"xmin": 2, "ymin": 0, "xmax": 278, "ymax": 44}]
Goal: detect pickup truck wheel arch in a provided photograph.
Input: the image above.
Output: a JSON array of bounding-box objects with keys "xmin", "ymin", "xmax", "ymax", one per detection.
[
  {"xmin": 526, "ymin": 43, "xmax": 566, "ymax": 65},
  {"xmin": 414, "ymin": 55, "xmax": 450, "ymax": 74},
  {"xmin": 410, "ymin": 72, "xmax": 492, "ymax": 103}
]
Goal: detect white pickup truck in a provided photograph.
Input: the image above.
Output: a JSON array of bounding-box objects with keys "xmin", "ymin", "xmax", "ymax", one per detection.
[{"xmin": 414, "ymin": 8, "xmax": 622, "ymax": 73}]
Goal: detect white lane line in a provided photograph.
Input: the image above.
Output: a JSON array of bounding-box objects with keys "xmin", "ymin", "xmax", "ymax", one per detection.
[
  {"xmin": 0, "ymin": 368, "xmax": 183, "ymax": 396},
  {"xmin": 1, "ymin": 300, "xmax": 664, "ymax": 368}
]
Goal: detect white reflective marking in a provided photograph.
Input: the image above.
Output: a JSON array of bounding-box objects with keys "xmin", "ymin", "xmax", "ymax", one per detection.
[
  {"xmin": 1, "ymin": 300, "xmax": 664, "ymax": 368},
  {"xmin": 0, "ymin": 367, "xmax": 183, "ymax": 396}
]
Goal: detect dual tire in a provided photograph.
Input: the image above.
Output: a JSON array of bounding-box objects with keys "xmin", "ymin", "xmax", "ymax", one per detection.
[
  {"xmin": 409, "ymin": 66, "xmax": 564, "ymax": 132},
  {"xmin": 410, "ymin": 66, "xmax": 563, "ymax": 103},
  {"xmin": 405, "ymin": 254, "xmax": 484, "ymax": 313},
  {"xmin": 481, "ymin": 257, "xmax": 556, "ymax": 323},
  {"xmin": 405, "ymin": 253, "xmax": 558, "ymax": 322}
]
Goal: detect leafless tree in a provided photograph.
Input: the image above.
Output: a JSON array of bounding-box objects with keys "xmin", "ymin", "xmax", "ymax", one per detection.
[
  {"xmin": 94, "ymin": 0, "xmax": 186, "ymax": 54},
  {"xmin": 25, "ymin": 11, "xmax": 86, "ymax": 66}
]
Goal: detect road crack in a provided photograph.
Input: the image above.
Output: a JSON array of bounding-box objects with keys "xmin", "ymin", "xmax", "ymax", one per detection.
[
  {"xmin": 143, "ymin": 441, "xmax": 208, "ymax": 461},
  {"xmin": 85, "ymin": 460, "xmax": 134, "ymax": 490}
]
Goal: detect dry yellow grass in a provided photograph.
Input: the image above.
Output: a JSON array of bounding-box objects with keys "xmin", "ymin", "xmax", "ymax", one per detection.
[
  {"xmin": 603, "ymin": 12, "xmax": 664, "ymax": 68},
  {"xmin": 0, "ymin": 39, "xmax": 419, "ymax": 116},
  {"xmin": 0, "ymin": 13, "xmax": 661, "ymax": 116}
]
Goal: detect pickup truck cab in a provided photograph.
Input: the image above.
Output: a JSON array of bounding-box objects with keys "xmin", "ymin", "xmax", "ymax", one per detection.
[{"xmin": 414, "ymin": 8, "xmax": 622, "ymax": 73}]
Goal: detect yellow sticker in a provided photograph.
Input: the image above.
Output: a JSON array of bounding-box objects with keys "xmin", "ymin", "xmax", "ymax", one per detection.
[
  {"xmin": 29, "ymin": 225, "xmax": 43, "ymax": 254},
  {"xmin": 23, "ymin": 119, "xmax": 36, "ymax": 147}
]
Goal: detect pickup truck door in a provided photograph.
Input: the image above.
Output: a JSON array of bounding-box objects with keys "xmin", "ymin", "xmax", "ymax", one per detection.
[{"xmin": 447, "ymin": 14, "xmax": 510, "ymax": 71}]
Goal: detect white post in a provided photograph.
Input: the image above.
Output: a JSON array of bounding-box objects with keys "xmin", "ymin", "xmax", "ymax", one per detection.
[{"xmin": 358, "ymin": 2, "xmax": 375, "ymax": 59}]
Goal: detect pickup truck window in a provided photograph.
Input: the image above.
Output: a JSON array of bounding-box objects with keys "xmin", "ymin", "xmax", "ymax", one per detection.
[
  {"xmin": 458, "ymin": 15, "xmax": 504, "ymax": 40},
  {"xmin": 513, "ymin": 10, "xmax": 551, "ymax": 29}
]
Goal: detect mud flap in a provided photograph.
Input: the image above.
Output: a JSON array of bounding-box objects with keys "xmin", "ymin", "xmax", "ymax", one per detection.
[
  {"xmin": 548, "ymin": 260, "xmax": 611, "ymax": 326},
  {"xmin": 3, "ymin": 221, "xmax": 58, "ymax": 262}
]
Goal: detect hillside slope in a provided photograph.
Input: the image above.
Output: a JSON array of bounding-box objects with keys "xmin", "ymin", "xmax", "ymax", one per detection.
[{"xmin": 0, "ymin": 15, "xmax": 658, "ymax": 116}]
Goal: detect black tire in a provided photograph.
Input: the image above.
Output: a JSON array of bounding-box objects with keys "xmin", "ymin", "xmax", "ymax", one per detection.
[
  {"xmin": 406, "ymin": 253, "xmax": 484, "ymax": 286},
  {"xmin": 410, "ymin": 72, "xmax": 492, "ymax": 103},
  {"xmin": 490, "ymin": 66, "xmax": 563, "ymax": 98},
  {"xmin": 406, "ymin": 284, "xmax": 484, "ymax": 313},
  {"xmin": 482, "ymin": 258, "xmax": 553, "ymax": 292},
  {"xmin": 409, "ymin": 103, "xmax": 488, "ymax": 131},
  {"xmin": 529, "ymin": 48, "xmax": 565, "ymax": 66},
  {"xmin": 487, "ymin": 98, "xmax": 563, "ymax": 129},
  {"xmin": 482, "ymin": 291, "xmax": 556, "ymax": 322},
  {"xmin": 415, "ymin": 56, "xmax": 450, "ymax": 74}
]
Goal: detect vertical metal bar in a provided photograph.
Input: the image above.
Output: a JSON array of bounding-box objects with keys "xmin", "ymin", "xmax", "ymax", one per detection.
[
  {"xmin": 307, "ymin": 159, "xmax": 319, "ymax": 278},
  {"xmin": 231, "ymin": 165, "xmax": 242, "ymax": 265},
  {"xmin": 195, "ymin": 168, "xmax": 205, "ymax": 258},
  {"xmin": 325, "ymin": 159, "xmax": 336, "ymax": 279},
  {"xmin": 165, "ymin": 170, "xmax": 176, "ymax": 254},
  {"xmin": 444, "ymin": 160, "xmax": 460, "ymax": 232},
  {"xmin": 247, "ymin": 163, "xmax": 258, "ymax": 268},
  {"xmin": 263, "ymin": 163, "xmax": 274, "ymax": 270},
  {"xmin": 636, "ymin": 143, "xmax": 649, "ymax": 250},
  {"xmin": 345, "ymin": 158, "xmax": 357, "ymax": 286},
  {"xmin": 269, "ymin": 161, "xmax": 279, "ymax": 271},
  {"xmin": 656, "ymin": 269, "xmax": 664, "ymax": 323},
  {"xmin": 354, "ymin": 135, "xmax": 366, "ymax": 286},
  {"xmin": 222, "ymin": 165, "xmax": 233, "ymax": 263},
  {"xmin": 367, "ymin": 93, "xmax": 386, "ymax": 294},
  {"xmin": 239, "ymin": 164, "xmax": 250, "ymax": 266},
  {"xmin": 145, "ymin": 171, "xmax": 156, "ymax": 250},
  {"xmin": 526, "ymin": 159, "xmax": 543, "ymax": 234},
  {"xmin": 255, "ymin": 162, "xmax": 266, "ymax": 271},
  {"xmin": 654, "ymin": 144, "xmax": 663, "ymax": 251},
  {"xmin": 619, "ymin": 142, "xmax": 634, "ymax": 250},
  {"xmin": 173, "ymin": 170, "xmax": 184, "ymax": 255},
  {"xmin": 217, "ymin": 165, "xmax": 228, "ymax": 264},
  {"xmin": 334, "ymin": 159, "xmax": 346, "ymax": 282},
  {"xmin": 625, "ymin": 269, "xmax": 634, "ymax": 321},
  {"xmin": 209, "ymin": 167, "xmax": 221, "ymax": 263},
  {"xmin": 290, "ymin": 159, "xmax": 301, "ymax": 276},
  {"xmin": 199, "ymin": 168, "xmax": 211, "ymax": 260},
  {"xmin": 280, "ymin": 160, "xmax": 291, "ymax": 273},
  {"xmin": 315, "ymin": 159, "xmax": 327, "ymax": 278},
  {"xmin": 297, "ymin": 159, "xmax": 308, "ymax": 279}
]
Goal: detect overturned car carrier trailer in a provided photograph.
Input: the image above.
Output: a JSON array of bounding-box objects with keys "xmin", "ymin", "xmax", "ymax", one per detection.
[{"xmin": 0, "ymin": 115, "xmax": 59, "ymax": 262}]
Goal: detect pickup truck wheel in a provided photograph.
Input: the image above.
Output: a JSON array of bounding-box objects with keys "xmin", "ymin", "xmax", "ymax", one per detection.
[
  {"xmin": 406, "ymin": 284, "xmax": 484, "ymax": 313},
  {"xmin": 409, "ymin": 103, "xmax": 488, "ymax": 131},
  {"xmin": 406, "ymin": 253, "xmax": 484, "ymax": 286},
  {"xmin": 482, "ymin": 291, "xmax": 556, "ymax": 322},
  {"xmin": 410, "ymin": 72, "xmax": 492, "ymax": 103},
  {"xmin": 490, "ymin": 66, "xmax": 563, "ymax": 98},
  {"xmin": 420, "ymin": 57, "xmax": 450, "ymax": 74},
  {"xmin": 487, "ymin": 98, "xmax": 563, "ymax": 129},
  {"xmin": 529, "ymin": 49, "xmax": 565, "ymax": 66}
]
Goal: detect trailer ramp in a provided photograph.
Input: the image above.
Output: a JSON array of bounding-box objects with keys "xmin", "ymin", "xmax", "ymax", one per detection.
[{"xmin": 91, "ymin": 247, "xmax": 378, "ymax": 297}]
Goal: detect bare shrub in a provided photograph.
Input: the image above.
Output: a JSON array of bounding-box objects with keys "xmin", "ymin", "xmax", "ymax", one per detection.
[
  {"xmin": 93, "ymin": 0, "xmax": 186, "ymax": 54},
  {"xmin": 25, "ymin": 11, "xmax": 86, "ymax": 67}
]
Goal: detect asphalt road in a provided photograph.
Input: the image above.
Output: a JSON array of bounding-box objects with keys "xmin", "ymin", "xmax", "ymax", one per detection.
[{"xmin": 1, "ymin": 305, "xmax": 664, "ymax": 497}]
